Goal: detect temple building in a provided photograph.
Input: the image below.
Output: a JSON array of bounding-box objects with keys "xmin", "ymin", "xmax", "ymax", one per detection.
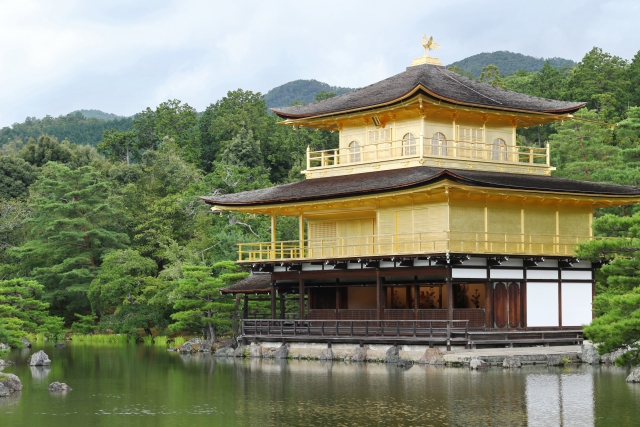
[{"xmin": 202, "ymin": 39, "xmax": 640, "ymax": 346}]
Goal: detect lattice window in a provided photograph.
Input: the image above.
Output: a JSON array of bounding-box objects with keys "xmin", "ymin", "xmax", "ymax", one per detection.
[
  {"xmin": 402, "ymin": 133, "xmax": 417, "ymax": 155},
  {"xmin": 348, "ymin": 140, "xmax": 361, "ymax": 163},
  {"xmin": 309, "ymin": 222, "xmax": 337, "ymax": 241},
  {"xmin": 431, "ymin": 132, "xmax": 447, "ymax": 156},
  {"xmin": 492, "ymin": 138, "xmax": 507, "ymax": 161},
  {"xmin": 458, "ymin": 127, "xmax": 483, "ymax": 158},
  {"xmin": 368, "ymin": 128, "xmax": 391, "ymax": 144}
]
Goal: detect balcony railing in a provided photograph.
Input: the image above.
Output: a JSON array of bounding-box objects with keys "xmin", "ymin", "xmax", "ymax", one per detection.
[
  {"xmin": 237, "ymin": 231, "xmax": 591, "ymax": 262},
  {"xmin": 306, "ymin": 137, "xmax": 549, "ymax": 170}
]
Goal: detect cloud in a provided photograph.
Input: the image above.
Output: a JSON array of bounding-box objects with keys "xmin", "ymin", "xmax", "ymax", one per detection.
[{"xmin": 0, "ymin": 0, "xmax": 638, "ymax": 126}]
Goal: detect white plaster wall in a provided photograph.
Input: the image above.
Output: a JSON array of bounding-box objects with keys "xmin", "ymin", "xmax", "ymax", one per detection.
[
  {"xmin": 561, "ymin": 270, "xmax": 592, "ymax": 280},
  {"xmin": 452, "ymin": 268, "xmax": 487, "ymax": 279},
  {"xmin": 490, "ymin": 269, "xmax": 524, "ymax": 279},
  {"xmin": 527, "ymin": 270, "xmax": 558, "ymax": 280},
  {"xmin": 527, "ymin": 282, "xmax": 559, "ymax": 327},
  {"xmin": 499, "ymin": 258, "xmax": 523, "ymax": 267},
  {"xmin": 463, "ymin": 257, "xmax": 487, "ymax": 266},
  {"xmin": 561, "ymin": 282, "xmax": 593, "ymax": 326}
]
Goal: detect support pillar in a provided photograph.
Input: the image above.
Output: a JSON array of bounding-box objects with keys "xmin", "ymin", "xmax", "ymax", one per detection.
[
  {"xmin": 413, "ymin": 283, "xmax": 419, "ymax": 319},
  {"xmin": 299, "ymin": 278, "xmax": 305, "ymax": 320},
  {"xmin": 376, "ymin": 271, "xmax": 383, "ymax": 320},
  {"xmin": 446, "ymin": 268, "xmax": 453, "ymax": 321},
  {"xmin": 270, "ymin": 213, "xmax": 277, "ymax": 259},
  {"xmin": 279, "ymin": 293, "xmax": 285, "ymax": 319},
  {"xmin": 485, "ymin": 281, "xmax": 492, "ymax": 329},
  {"xmin": 270, "ymin": 282, "xmax": 276, "ymax": 320}
]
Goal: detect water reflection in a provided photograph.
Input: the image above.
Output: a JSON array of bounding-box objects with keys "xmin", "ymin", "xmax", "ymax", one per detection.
[
  {"xmin": 0, "ymin": 391, "xmax": 21, "ymax": 409},
  {"xmin": 1, "ymin": 345, "xmax": 637, "ymax": 426}
]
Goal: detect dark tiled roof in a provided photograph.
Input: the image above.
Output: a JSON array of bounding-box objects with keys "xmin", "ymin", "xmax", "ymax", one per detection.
[
  {"xmin": 220, "ymin": 273, "xmax": 272, "ymax": 294},
  {"xmin": 272, "ymin": 65, "xmax": 585, "ymax": 118},
  {"xmin": 201, "ymin": 167, "xmax": 640, "ymax": 206}
]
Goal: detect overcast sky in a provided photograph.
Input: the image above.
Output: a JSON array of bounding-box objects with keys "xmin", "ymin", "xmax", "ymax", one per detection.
[{"xmin": 1, "ymin": 0, "xmax": 639, "ymax": 126}]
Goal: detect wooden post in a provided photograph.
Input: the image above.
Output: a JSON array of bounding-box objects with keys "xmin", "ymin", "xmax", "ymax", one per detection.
[
  {"xmin": 446, "ymin": 268, "xmax": 453, "ymax": 321},
  {"xmin": 336, "ymin": 287, "xmax": 341, "ymax": 317},
  {"xmin": 413, "ymin": 283, "xmax": 419, "ymax": 320},
  {"xmin": 376, "ymin": 271, "xmax": 383, "ymax": 321},
  {"xmin": 279, "ymin": 293, "xmax": 285, "ymax": 320},
  {"xmin": 299, "ymin": 214, "xmax": 305, "ymax": 259},
  {"xmin": 306, "ymin": 145, "xmax": 311, "ymax": 170},
  {"xmin": 270, "ymin": 282, "xmax": 276, "ymax": 320},
  {"xmin": 299, "ymin": 278, "xmax": 305, "ymax": 320}
]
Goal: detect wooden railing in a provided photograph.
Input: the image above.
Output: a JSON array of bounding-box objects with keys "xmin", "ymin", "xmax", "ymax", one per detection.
[
  {"xmin": 241, "ymin": 319, "xmax": 470, "ymax": 342},
  {"xmin": 306, "ymin": 137, "xmax": 549, "ymax": 170},
  {"xmin": 237, "ymin": 231, "xmax": 592, "ymax": 261}
]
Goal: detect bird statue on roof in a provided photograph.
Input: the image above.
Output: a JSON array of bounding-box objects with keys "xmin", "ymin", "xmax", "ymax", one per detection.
[{"xmin": 422, "ymin": 35, "xmax": 441, "ymax": 56}]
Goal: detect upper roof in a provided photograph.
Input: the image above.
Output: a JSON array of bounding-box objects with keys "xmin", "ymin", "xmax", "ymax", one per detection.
[
  {"xmin": 271, "ymin": 64, "xmax": 585, "ymax": 119},
  {"xmin": 201, "ymin": 167, "xmax": 640, "ymax": 207}
]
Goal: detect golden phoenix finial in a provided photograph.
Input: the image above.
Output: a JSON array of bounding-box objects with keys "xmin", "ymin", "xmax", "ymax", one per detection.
[{"xmin": 422, "ymin": 35, "xmax": 441, "ymax": 56}]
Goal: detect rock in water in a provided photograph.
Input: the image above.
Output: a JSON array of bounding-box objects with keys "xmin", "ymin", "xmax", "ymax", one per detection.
[
  {"xmin": 178, "ymin": 342, "xmax": 196, "ymax": 353},
  {"xmin": 274, "ymin": 343, "xmax": 289, "ymax": 360},
  {"xmin": 581, "ymin": 342, "xmax": 600, "ymax": 365},
  {"xmin": 29, "ymin": 350, "xmax": 51, "ymax": 366},
  {"xmin": 198, "ymin": 340, "xmax": 213, "ymax": 353},
  {"xmin": 352, "ymin": 346, "xmax": 368, "ymax": 362},
  {"xmin": 214, "ymin": 347, "xmax": 235, "ymax": 357},
  {"xmin": 48, "ymin": 382, "xmax": 72, "ymax": 392},
  {"xmin": 54, "ymin": 343, "xmax": 65, "ymax": 349},
  {"xmin": 0, "ymin": 343, "xmax": 9, "ymax": 351},
  {"xmin": 547, "ymin": 355, "xmax": 564, "ymax": 366},
  {"xmin": 318, "ymin": 348, "xmax": 334, "ymax": 361},
  {"xmin": 396, "ymin": 359, "xmax": 413, "ymax": 369},
  {"xmin": 470, "ymin": 359, "xmax": 488, "ymax": 369},
  {"xmin": 626, "ymin": 367, "xmax": 640, "ymax": 383},
  {"xmin": 385, "ymin": 346, "xmax": 400, "ymax": 363},
  {"xmin": 503, "ymin": 358, "xmax": 522, "ymax": 368},
  {"xmin": 233, "ymin": 346, "xmax": 247, "ymax": 358},
  {"xmin": 0, "ymin": 374, "xmax": 22, "ymax": 397},
  {"xmin": 21, "ymin": 337, "xmax": 31, "ymax": 348},
  {"xmin": 419, "ymin": 348, "xmax": 445, "ymax": 365},
  {"xmin": 0, "ymin": 359, "xmax": 13, "ymax": 367}
]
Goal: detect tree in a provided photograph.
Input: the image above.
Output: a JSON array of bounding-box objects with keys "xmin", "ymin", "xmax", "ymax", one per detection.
[
  {"xmin": 12, "ymin": 163, "xmax": 129, "ymax": 318},
  {"xmin": 220, "ymin": 127, "xmax": 264, "ymax": 168},
  {"xmin": 568, "ymin": 47, "xmax": 630, "ymax": 121},
  {"xmin": 0, "ymin": 156, "xmax": 37, "ymax": 200},
  {"xmin": 19, "ymin": 135, "xmax": 73, "ymax": 167},
  {"xmin": 169, "ymin": 262, "xmax": 247, "ymax": 341},
  {"xmin": 479, "ymin": 65, "xmax": 506, "ymax": 88},
  {"xmin": 628, "ymin": 50, "xmax": 640, "ymax": 108},
  {"xmin": 98, "ymin": 129, "xmax": 139, "ymax": 165},
  {"xmin": 135, "ymin": 99, "xmax": 200, "ymax": 164},
  {"xmin": 88, "ymin": 249, "xmax": 158, "ymax": 314},
  {"xmin": 0, "ymin": 278, "xmax": 64, "ymax": 345}
]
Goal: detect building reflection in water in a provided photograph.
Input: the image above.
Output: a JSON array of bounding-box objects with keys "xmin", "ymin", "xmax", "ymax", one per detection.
[{"xmin": 527, "ymin": 373, "xmax": 594, "ymax": 426}]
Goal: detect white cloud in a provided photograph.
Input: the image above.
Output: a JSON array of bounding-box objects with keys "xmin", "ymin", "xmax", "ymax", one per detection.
[{"xmin": 0, "ymin": 0, "xmax": 638, "ymax": 126}]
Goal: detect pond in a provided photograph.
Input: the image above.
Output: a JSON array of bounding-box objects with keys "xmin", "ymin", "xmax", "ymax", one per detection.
[{"xmin": 1, "ymin": 343, "xmax": 639, "ymax": 426}]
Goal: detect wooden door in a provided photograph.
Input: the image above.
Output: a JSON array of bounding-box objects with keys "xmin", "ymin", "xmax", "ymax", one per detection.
[{"xmin": 493, "ymin": 282, "xmax": 521, "ymax": 328}]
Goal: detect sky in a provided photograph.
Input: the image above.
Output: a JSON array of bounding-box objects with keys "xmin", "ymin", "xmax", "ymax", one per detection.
[{"xmin": 0, "ymin": 0, "xmax": 639, "ymax": 127}]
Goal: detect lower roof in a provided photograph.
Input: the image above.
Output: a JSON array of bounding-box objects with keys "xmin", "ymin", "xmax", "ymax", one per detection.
[
  {"xmin": 201, "ymin": 167, "xmax": 640, "ymax": 207},
  {"xmin": 220, "ymin": 273, "xmax": 272, "ymax": 294}
]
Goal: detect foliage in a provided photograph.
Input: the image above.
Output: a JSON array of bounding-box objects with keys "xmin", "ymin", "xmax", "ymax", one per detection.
[
  {"xmin": 0, "ymin": 156, "xmax": 37, "ymax": 200},
  {"xmin": 0, "ymin": 278, "xmax": 63, "ymax": 345},
  {"xmin": 12, "ymin": 163, "xmax": 129, "ymax": 318},
  {"xmin": 71, "ymin": 313, "xmax": 98, "ymax": 335},
  {"xmin": 0, "ymin": 112, "xmax": 133, "ymax": 148},
  {"xmin": 447, "ymin": 50, "xmax": 574, "ymax": 78},
  {"xmin": 479, "ymin": 65, "xmax": 506, "ymax": 88},
  {"xmin": 263, "ymin": 79, "xmax": 353, "ymax": 108},
  {"xmin": 169, "ymin": 262, "xmax": 248, "ymax": 341}
]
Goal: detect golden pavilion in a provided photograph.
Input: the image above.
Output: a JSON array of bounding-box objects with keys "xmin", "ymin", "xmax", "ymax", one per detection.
[{"xmin": 202, "ymin": 39, "xmax": 640, "ymax": 347}]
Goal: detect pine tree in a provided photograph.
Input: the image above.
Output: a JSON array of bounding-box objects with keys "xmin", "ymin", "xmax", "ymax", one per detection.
[
  {"xmin": 169, "ymin": 261, "xmax": 247, "ymax": 341},
  {"xmin": 12, "ymin": 163, "xmax": 129, "ymax": 317}
]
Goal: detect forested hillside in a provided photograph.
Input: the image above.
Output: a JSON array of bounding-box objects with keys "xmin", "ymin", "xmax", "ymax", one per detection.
[
  {"xmin": 264, "ymin": 79, "xmax": 354, "ymax": 108},
  {"xmin": 448, "ymin": 51, "xmax": 575, "ymax": 77},
  {"xmin": 0, "ymin": 112, "xmax": 133, "ymax": 148},
  {"xmin": 73, "ymin": 109, "xmax": 124, "ymax": 121},
  {"xmin": 1, "ymin": 46, "xmax": 640, "ymax": 353}
]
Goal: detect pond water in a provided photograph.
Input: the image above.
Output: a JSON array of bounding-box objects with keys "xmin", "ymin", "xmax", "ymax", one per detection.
[{"xmin": 1, "ymin": 343, "xmax": 639, "ymax": 426}]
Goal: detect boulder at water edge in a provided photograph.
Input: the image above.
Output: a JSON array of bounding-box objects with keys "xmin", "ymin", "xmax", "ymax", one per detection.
[
  {"xmin": 352, "ymin": 346, "xmax": 368, "ymax": 362},
  {"xmin": 48, "ymin": 382, "xmax": 72, "ymax": 392},
  {"xmin": 0, "ymin": 343, "xmax": 9, "ymax": 352},
  {"xmin": 0, "ymin": 359, "xmax": 13, "ymax": 367},
  {"xmin": 503, "ymin": 358, "xmax": 522, "ymax": 368},
  {"xmin": 626, "ymin": 367, "xmax": 640, "ymax": 383},
  {"xmin": 385, "ymin": 346, "xmax": 400, "ymax": 363},
  {"xmin": 470, "ymin": 359, "xmax": 488, "ymax": 369},
  {"xmin": 214, "ymin": 347, "xmax": 235, "ymax": 357},
  {"xmin": 581, "ymin": 342, "xmax": 600, "ymax": 365},
  {"xmin": 178, "ymin": 342, "xmax": 196, "ymax": 354},
  {"xmin": 29, "ymin": 350, "xmax": 51, "ymax": 366},
  {"xmin": 178, "ymin": 338, "xmax": 213, "ymax": 353},
  {"xmin": 274, "ymin": 343, "xmax": 289, "ymax": 360},
  {"xmin": 21, "ymin": 337, "xmax": 31, "ymax": 348},
  {"xmin": 0, "ymin": 374, "xmax": 22, "ymax": 397},
  {"xmin": 546, "ymin": 355, "xmax": 564, "ymax": 366},
  {"xmin": 318, "ymin": 348, "xmax": 334, "ymax": 361}
]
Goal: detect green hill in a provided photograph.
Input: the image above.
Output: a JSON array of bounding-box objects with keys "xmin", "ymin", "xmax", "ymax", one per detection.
[
  {"xmin": 0, "ymin": 112, "xmax": 134, "ymax": 147},
  {"xmin": 72, "ymin": 109, "xmax": 124, "ymax": 121},
  {"xmin": 264, "ymin": 79, "xmax": 354, "ymax": 108},
  {"xmin": 448, "ymin": 51, "xmax": 575, "ymax": 77}
]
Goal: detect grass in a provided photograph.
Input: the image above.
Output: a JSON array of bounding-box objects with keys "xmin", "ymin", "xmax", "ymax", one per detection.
[
  {"xmin": 172, "ymin": 336, "xmax": 186, "ymax": 347},
  {"xmin": 72, "ymin": 334, "xmax": 130, "ymax": 344}
]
